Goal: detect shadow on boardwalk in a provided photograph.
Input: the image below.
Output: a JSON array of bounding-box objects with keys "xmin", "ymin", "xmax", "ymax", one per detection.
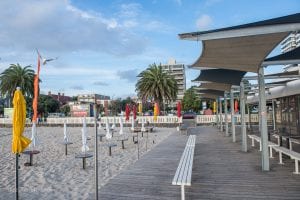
[{"xmin": 99, "ymin": 126, "xmax": 300, "ymax": 200}]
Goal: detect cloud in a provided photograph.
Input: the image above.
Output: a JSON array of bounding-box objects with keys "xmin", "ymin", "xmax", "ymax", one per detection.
[
  {"xmin": 70, "ymin": 85, "xmax": 84, "ymax": 90},
  {"xmin": 93, "ymin": 81, "xmax": 109, "ymax": 86},
  {"xmin": 0, "ymin": 0, "xmax": 146, "ymax": 56},
  {"xmin": 116, "ymin": 69, "xmax": 138, "ymax": 82},
  {"xmin": 196, "ymin": 14, "xmax": 213, "ymax": 30}
]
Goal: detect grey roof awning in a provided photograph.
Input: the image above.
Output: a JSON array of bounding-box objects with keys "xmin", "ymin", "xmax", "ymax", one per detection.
[
  {"xmin": 196, "ymin": 89, "xmax": 225, "ymax": 96},
  {"xmin": 179, "ymin": 13, "xmax": 300, "ymax": 73},
  {"xmin": 244, "ymin": 70, "xmax": 299, "ymax": 80},
  {"xmin": 262, "ymin": 46, "xmax": 300, "ymax": 66},
  {"xmin": 196, "ymin": 93, "xmax": 219, "ymax": 100},
  {"xmin": 197, "ymin": 82, "xmax": 232, "ymax": 91},
  {"xmin": 193, "ymin": 69, "xmax": 246, "ymax": 85}
]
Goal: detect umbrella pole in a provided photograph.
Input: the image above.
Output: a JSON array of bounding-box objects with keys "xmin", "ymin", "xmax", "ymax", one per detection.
[
  {"xmin": 94, "ymin": 104, "xmax": 99, "ymax": 200},
  {"xmin": 16, "ymin": 153, "xmax": 19, "ymax": 200}
]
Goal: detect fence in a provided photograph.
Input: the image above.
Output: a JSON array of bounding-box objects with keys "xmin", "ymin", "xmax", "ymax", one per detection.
[{"xmin": 0, "ymin": 114, "xmax": 272, "ymax": 126}]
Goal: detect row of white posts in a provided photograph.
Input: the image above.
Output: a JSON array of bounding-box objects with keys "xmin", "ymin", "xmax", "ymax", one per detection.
[{"xmin": 215, "ymin": 72, "xmax": 276, "ymax": 171}]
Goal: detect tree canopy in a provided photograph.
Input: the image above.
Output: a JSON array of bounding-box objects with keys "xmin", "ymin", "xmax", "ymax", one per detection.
[
  {"xmin": 135, "ymin": 63, "xmax": 178, "ymax": 104},
  {"xmin": 182, "ymin": 88, "xmax": 201, "ymax": 112}
]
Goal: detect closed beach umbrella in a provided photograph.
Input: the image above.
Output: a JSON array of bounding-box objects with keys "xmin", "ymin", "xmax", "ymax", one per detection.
[
  {"xmin": 125, "ymin": 104, "xmax": 130, "ymax": 121},
  {"xmin": 12, "ymin": 88, "xmax": 31, "ymax": 153},
  {"xmin": 119, "ymin": 117, "xmax": 124, "ymax": 135},
  {"xmin": 141, "ymin": 118, "xmax": 145, "ymax": 132},
  {"xmin": 30, "ymin": 122, "xmax": 38, "ymax": 149},
  {"xmin": 12, "ymin": 88, "xmax": 31, "ymax": 200},
  {"xmin": 131, "ymin": 116, "xmax": 135, "ymax": 131},
  {"xmin": 81, "ymin": 127, "xmax": 89, "ymax": 153},
  {"xmin": 133, "ymin": 105, "xmax": 137, "ymax": 120},
  {"xmin": 154, "ymin": 102, "xmax": 159, "ymax": 122},
  {"xmin": 234, "ymin": 100, "xmax": 239, "ymax": 113},
  {"xmin": 138, "ymin": 102, "xmax": 142, "ymax": 115},
  {"xmin": 105, "ymin": 119, "xmax": 112, "ymax": 139},
  {"xmin": 177, "ymin": 101, "xmax": 181, "ymax": 118},
  {"xmin": 63, "ymin": 122, "xmax": 69, "ymax": 143},
  {"xmin": 111, "ymin": 117, "xmax": 116, "ymax": 129},
  {"xmin": 213, "ymin": 101, "xmax": 217, "ymax": 114}
]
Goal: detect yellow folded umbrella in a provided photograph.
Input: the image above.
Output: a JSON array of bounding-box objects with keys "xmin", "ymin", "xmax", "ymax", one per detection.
[{"xmin": 12, "ymin": 89, "xmax": 31, "ymax": 154}]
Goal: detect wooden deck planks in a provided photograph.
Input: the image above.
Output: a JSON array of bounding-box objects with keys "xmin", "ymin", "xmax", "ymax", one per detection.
[{"xmin": 99, "ymin": 127, "xmax": 300, "ymax": 200}]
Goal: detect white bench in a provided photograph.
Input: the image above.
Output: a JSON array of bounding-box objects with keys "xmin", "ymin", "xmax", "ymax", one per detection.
[
  {"xmin": 248, "ymin": 134, "xmax": 278, "ymax": 157},
  {"xmin": 172, "ymin": 135, "xmax": 196, "ymax": 200},
  {"xmin": 272, "ymin": 146, "xmax": 300, "ymax": 174}
]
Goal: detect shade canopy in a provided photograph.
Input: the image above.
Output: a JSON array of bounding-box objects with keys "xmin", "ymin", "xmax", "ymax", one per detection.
[
  {"xmin": 196, "ymin": 93, "xmax": 219, "ymax": 100},
  {"xmin": 196, "ymin": 89, "xmax": 225, "ymax": 96},
  {"xmin": 193, "ymin": 69, "xmax": 246, "ymax": 85},
  {"xmin": 197, "ymin": 82, "xmax": 232, "ymax": 91},
  {"xmin": 263, "ymin": 46, "xmax": 300, "ymax": 66},
  {"xmin": 179, "ymin": 13, "xmax": 300, "ymax": 72}
]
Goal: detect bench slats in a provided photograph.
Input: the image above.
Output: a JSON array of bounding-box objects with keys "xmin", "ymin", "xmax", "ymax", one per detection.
[{"xmin": 172, "ymin": 135, "xmax": 196, "ymax": 186}]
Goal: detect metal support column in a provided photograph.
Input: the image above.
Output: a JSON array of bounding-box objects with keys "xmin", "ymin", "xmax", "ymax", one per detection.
[
  {"xmin": 272, "ymin": 99, "xmax": 276, "ymax": 131},
  {"xmin": 219, "ymin": 97, "xmax": 223, "ymax": 132},
  {"xmin": 240, "ymin": 81, "xmax": 247, "ymax": 152},
  {"xmin": 230, "ymin": 90, "xmax": 236, "ymax": 142},
  {"xmin": 216, "ymin": 98, "xmax": 219, "ymax": 127},
  {"xmin": 224, "ymin": 93, "xmax": 229, "ymax": 136},
  {"xmin": 258, "ymin": 67, "xmax": 269, "ymax": 171}
]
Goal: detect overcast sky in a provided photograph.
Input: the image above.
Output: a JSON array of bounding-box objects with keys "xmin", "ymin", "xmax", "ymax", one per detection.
[{"xmin": 0, "ymin": 0, "xmax": 299, "ymax": 98}]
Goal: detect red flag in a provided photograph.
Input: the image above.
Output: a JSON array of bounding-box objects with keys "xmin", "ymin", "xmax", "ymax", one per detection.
[
  {"xmin": 177, "ymin": 101, "xmax": 181, "ymax": 118},
  {"xmin": 32, "ymin": 55, "xmax": 40, "ymax": 122},
  {"xmin": 234, "ymin": 100, "xmax": 239, "ymax": 113},
  {"xmin": 125, "ymin": 104, "xmax": 130, "ymax": 121}
]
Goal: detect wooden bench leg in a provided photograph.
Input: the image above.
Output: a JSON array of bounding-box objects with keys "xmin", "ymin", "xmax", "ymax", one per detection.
[
  {"xmin": 109, "ymin": 147, "xmax": 112, "ymax": 156},
  {"xmin": 294, "ymin": 160, "xmax": 299, "ymax": 174},
  {"xmin": 181, "ymin": 185, "xmax": 185, "ymax": 200}
]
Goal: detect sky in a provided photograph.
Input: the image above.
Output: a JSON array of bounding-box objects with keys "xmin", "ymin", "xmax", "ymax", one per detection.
[{"xmin": 0, "ymin": 0, "xmax": 299, "ymax": 98}]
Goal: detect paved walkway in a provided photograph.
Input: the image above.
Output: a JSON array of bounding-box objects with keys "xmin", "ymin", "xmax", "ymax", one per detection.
[{"xmin": 99, "ymin": 126, "xmax": 300, "ymax": 199}]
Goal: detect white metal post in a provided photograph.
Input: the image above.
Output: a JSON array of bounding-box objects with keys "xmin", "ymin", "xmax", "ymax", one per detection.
[
  {"xmin": 216, "ymin": 98, "xmax": 219, "ymax": 127},
  {"xmin": 230, "ymin": 90, "xmax": 236, "ymax": 142},
  {"xmin": 240, "ymin": 81, "xmax": 247, "ymax": 152},
  {"xmin": 219, "ymin": 97, "xmax": 223, "ymax": 132},
  {"xmin": 258, "ymin": 67, "xmax": 270, "ymax": 171},
  {"xmin": 225, "ymin": 92, "xmax": 229, "ymax": 136},
  {"xmin": 272, "ymin": 99, "xmax": 276, "ymax": 131}
]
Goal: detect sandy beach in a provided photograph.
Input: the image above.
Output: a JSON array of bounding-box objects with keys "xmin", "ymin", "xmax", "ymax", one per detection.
[{"xmin": 0, "ymin": 126, "xmax": 174, "ymax": 199}]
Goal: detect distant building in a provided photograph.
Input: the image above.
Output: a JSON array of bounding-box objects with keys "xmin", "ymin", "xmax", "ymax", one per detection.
[
  {"xmin": 161, "ymin": 58, "xmax": 186, "ymax": 105},
  {"xmin": 76, "ymin": 94, "xmax": 111, "ymax": 117},
  {"xmin": 48, "ymin": 91, "xmax": 72, "ymax": 105},
  {"xmin": 281, "ymin": 31, "xmax": 300, "ymax": 71}
]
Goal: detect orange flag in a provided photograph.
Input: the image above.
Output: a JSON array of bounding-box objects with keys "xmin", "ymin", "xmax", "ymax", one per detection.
[{"xmin": 32, "ymin": 55, "xmax": 40, "ymax": 122}]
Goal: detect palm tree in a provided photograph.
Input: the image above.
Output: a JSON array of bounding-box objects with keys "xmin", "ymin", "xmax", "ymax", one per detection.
[
  {"xmin": 136, "ymin": 63, "xmax": 178, "ymax": 107},
  {"xmin": 0, "ymin": 64, "xmax": 35, "ymax": 106}
]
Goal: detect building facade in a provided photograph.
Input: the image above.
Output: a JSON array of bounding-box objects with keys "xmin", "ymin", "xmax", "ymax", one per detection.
[
  {"xmin": 281, "ymin": 31, "xmax": 300, "ymax": 71},
  {"xmin": 161, "ymin": 58, "xmax": 186, "ymax": 105}
]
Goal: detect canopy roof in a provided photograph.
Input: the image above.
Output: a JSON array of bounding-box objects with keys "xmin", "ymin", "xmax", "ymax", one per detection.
[
  {"xmin": 262, "ymin": 46, "xmax": 300, "ymax": 66},
  {"xmin": 244, "ymin": 70, "xmax": 299, "ymax": 80},
  {"xmin": 193, "ymin": 69, "xmax": 246, "ymax": 85},
  {"xmin": 196, "ymin": 93, "xmax": 219, "ymax": 100},
  {"xmin": 179, "ymin": 13, "xmax": 300, "ymax": 73},
  {"xmin": 197, "ymin": 82, "xmax": 232, "ymax": 91},
  {"xmin": 196, "ymin": 89, "xmax": 225, "ymax": 96}
]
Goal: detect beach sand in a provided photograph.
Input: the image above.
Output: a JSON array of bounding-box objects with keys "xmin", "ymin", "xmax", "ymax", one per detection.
[{"xmin": 0, "ymin": 126, "xmax": 174, "ymax": 199}]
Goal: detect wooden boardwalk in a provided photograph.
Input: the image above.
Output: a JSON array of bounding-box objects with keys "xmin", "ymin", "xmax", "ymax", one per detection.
[{"xmin": 99, "ymin": 126, "xmax": 300, "ymax": 200}]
